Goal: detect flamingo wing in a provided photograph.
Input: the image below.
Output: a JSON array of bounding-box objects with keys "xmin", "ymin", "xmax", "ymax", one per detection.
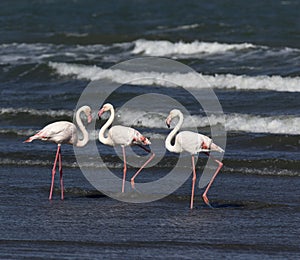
[
  {"xmin": 177, "ymin": 131, "xmax": 212, "ymax": 154},
  {"xmin": 108, "ymin": 125, "xmax": 150, "ymax": 146},
  {"xmin": 108, "ymin": 125, "xmax": 135, "ymax": 146},
  {"xmin": 35, "ymin": 121, "xmax": 77, "ymax": 144}
]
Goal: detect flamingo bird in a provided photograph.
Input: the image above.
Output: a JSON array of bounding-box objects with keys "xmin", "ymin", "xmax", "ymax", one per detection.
[
  {"xmin": 165, "ymin": 109, "xmax": 224, "ymax": 209},
  {"xmin": 24, "ymin": 105, "xmax": 92, "ymax": 200},
  {"xmin": 98, "ymin": 103, "xmax": 155, "ymax": 192}
]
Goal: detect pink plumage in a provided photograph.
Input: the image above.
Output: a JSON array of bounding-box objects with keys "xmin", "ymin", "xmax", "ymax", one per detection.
[
  {"xmin": 98, "ymin": 103, "xmax": 155, "ymax": 192},
  {"xmin": 25, "ymin": 121, "xmax": 77, "ymax": 145},
  {"xmin": 165, "ymin": 109, "xmax": 224, "ymax": 209},
  {"xmin": 24, "ymin": 105, "xmax": 92, "ymax": 200}
]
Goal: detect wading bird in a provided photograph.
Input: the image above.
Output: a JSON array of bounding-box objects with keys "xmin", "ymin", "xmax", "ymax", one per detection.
[
  {"xmin": 24, "ymin": 105, "xmax": 92, "ymax": 200},
  {"xmin": 98, "ymin": 103, "xmax": 155, "ymax": 192},
  {"xmin": 165, "ymin": 109, "xmax": 224, "ymax": 209}
]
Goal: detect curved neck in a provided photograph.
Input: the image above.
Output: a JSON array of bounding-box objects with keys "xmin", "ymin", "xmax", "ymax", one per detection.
[
  {"xmin": 99, "ymin": 106, "xmax": 114, "ymax": 145},
  {"xmin": 75, "ymin": 107, "xmax": 89, "ymax": 147},
  {"xmin": 165, "ymin": 112, "xmax": 183, "ymax": 153}
]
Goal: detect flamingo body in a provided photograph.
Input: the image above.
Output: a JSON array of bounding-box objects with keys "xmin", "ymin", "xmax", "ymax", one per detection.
[
  {"xmin": 172, "ymin": 131, "xmax": 213, "ymax": 154},
  {"xmin": 105, "ymin": 125, "xmax": 150, "ymax": 147},
  {"xmin": 24, "ymin": 106, "xmax": 92, "ymax": 200},
  {"xmin": 98, "ymin": 103, "xmax": 155, "ymax": 192},
  {"xmin": 165, "ymin": 109, "xmax": 224, "ymax": 209},
  {"xmin": 26, "ymin": 121, "xmax": 77, "ymax": 145}
]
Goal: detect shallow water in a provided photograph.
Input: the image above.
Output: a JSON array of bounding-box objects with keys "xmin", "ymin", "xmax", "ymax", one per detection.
[{"xmin": 1, "ymin": 166, "xmax": 299, "ymax": 259}]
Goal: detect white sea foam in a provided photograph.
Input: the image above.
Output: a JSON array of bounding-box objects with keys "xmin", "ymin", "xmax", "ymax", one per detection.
[
  {"xmin": 1, "ymin": 40, "xmax": 299, "ymax": 66},
  {"xmin": 0, "ymin": 128, "xmax": 37, "ymax": 136},
  {"xmin": 173, "ymin": 23, "xmax": 200, "ymax": 30},
  {"xmin": 106, "ymin": 109, "xmax": 300, "ymax": 135},
  {"xmin": 49, "ymin": 62, "xmax": 300, "ymax": 92},
  {"xmin": 132, "ymin": 39, "xmax": 255, "ymax": 56},
  {"xmin": 0, "ymin": 158, "xmax": 123, "ymax": 169},
  {"xmin": 206, "ymin": 73, "xmax": 300, "ymax": 92},
  {"xmin": 156, "ymin": 24, "xmax": 200, "ymax": 33},
  {"xmin": 225, "ymin": 166, "xmax": 300, "ymax": 177},
  {"xmin": 131, "ymin": 39, "xmax": 300, "ymax": 58},
  {"xmin": 1, "ymin": 110, "xmax": 299, "ymax": 136},
  {"xmin": 0, "ymin": 42, "xmax": 119, "ymax": 65},
  {"xmin": 0, "ymin": 107, "xmax": 73, "ymax": 117},
  {"xmin": 223, "ymin": 114, "xmax": 300, "ymax": 135}
]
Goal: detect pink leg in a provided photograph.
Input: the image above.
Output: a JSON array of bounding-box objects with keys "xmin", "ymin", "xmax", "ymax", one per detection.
[
  {"xmin": 190, "ymin": 155, "xmax": 197, "ymax": 209},
  {"xmin": 58, "ymin": 146, "xmax": 64, "ymax": 200},
  {"xmin": 130, "ymin": 145, "xmax": 155, "ymax": 189},
  {"xmin": 49, "ymin": 145, "xmax": 60, "ymax": 200},
  {"xmin": 202, "ymin": 153, "xmax": 223, "ymax": 207},
  {"xmin": 121, "ymin": 146, "xmax": 127, "ymax": 193}
]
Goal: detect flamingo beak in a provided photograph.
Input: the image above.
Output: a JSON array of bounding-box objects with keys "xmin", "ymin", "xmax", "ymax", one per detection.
[
  {"xmin": 98, "ymin": 108, "xmax": 105, "ymax": 119},
  {"xmin": 166, "ymin": 117, "xmax": 171, "ymax": 128},
  {"xmin": 87, "ymin": 114, "xmax": 92, "ymax": 123}
]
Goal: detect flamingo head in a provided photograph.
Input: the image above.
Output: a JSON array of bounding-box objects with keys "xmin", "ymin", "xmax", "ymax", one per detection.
[
  {"xmin": 166, "ymin": 109, "xmax": 181, "ymax": 128},
  {"xmin": 133, "ymin": 135, "xmax": 151, "ymax": 146},
  {"xmin": 82, "ymin": 106, "xmax": 92, "ymax": 123},
  {"xmin": 141, "ymin": 136, "xmax": 151, "ymax": 145},
  {"xmin": 98, "ymin": 103, "xmax": 113, "ymax": 118}
]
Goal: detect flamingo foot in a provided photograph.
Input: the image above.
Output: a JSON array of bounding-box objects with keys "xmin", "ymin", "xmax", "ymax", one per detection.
[{"xmin": 202, "ymin": 194, "xmax": 213, "ymax": 208}]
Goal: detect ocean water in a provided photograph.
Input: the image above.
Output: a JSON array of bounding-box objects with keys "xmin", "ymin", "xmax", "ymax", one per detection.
[{"xmin": 0, "ymin": 0, "xmax": 299, "ymax": 259}]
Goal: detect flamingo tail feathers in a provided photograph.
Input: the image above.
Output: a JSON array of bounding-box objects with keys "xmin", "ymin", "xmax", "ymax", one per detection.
[{"xmin": 133, "ymin": 131, "xmax": 151, "ymax": 145}]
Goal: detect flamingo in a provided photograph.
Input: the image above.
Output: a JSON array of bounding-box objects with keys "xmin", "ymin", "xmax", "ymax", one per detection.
[
  {"xmin": 165, "ymin": 109, "xmax": 224, "ymax": 209},
  {"xmin": 98, "ymin": 103, "xmax": 155, "ymax": 192},
  {"xmin": 24, "ymin": 105, "xmax": 92, "ymax": 200}
]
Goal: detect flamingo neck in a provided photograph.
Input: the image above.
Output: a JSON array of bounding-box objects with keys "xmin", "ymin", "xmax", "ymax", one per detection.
[
  {"xmin": 99, "ymin": 106, "xmax": 114, "ymax": 145},
  {"xmin": 75, "ymin": 107, "xmax": 89, "ymax": 147},
  {"xmin": 165, "ymin": 111, "xmax": 183, "ymax": 153}
]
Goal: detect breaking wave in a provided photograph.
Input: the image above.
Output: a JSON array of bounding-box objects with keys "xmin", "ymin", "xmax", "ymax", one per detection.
[
  {"xmin": 2, "ymin": 40, "xmax": 299, "ymax": 66},
  {"xmin": 132, "ymin": 39, "xmax": 256, "ymax": 56},
  {"xmin": 2, "ymin": 106, "xmax": 299, "ymax": 136},
  {"xmin": 116, "ymin": 110, "xmax": 300, "ymax": 135},
  {"xmin": 0, "ymin": 107, "xmax": 73, "ymax": 117},
  {"xmin": 49, "ymin": 62, "xmax": 300, "ymax": 92}
]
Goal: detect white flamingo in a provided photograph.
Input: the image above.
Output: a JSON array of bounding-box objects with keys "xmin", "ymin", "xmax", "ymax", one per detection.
[
  {"xmin": 98, "ymin": 103, "xmax": 155, "ymax": 192},
  {"xmin": 165, "ymin": 109, "xmax": 224, "ymax": 209},
  {"xmin": 24, "ymin": 105, "xmax": 92, "ymax": 200}
]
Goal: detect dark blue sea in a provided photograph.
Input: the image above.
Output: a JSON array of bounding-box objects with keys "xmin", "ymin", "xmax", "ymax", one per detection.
[{"xmin": 0, "ymin": 0, "xmax": 299, "ymax": 259}]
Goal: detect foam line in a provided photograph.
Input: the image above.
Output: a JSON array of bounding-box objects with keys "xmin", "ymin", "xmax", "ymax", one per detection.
[{"xmin": 49, "ymin": 62, "xmax": 300, "ymax": 92}]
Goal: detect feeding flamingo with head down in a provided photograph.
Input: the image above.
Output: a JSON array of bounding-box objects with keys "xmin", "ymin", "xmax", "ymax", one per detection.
[
  {"xmin": 165, "ymin": 109, "xmax": 224, "ymax": 209},
  {"xmin": 98, "ymin": 103, "xmax": 155, "ymax": 192},
  {"xmin": 24, "ymin": 105, "xmax": 92, "ymax": 200}
]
